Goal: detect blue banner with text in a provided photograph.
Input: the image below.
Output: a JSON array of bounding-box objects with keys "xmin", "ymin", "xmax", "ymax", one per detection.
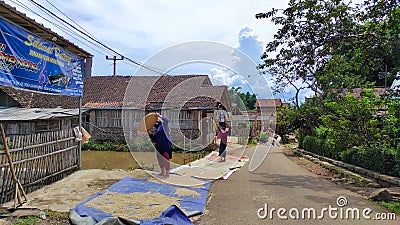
[{"xmin": 0, "ymin": 16, "xmax": 84, "ymax": 96}]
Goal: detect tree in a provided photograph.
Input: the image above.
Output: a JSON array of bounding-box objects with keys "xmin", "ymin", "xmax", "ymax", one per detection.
[
  {"xmin": 319, "ymin": 89, "xmax": 382, "ymax": 150},
  {"xmin": 228, "ymin": 87, "xmax": 257, "ymax": 111},
  {"xmin": 256, "ymin": 0, "xmax": 400, "ymax": 105}
]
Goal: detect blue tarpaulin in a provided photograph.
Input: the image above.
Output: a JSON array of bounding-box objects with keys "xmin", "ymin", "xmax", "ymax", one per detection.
[
  {"xmin": 72, "ymin": 176, "xmax": 210, "ymax": 223},
  {"xmin": 140, "ymin": 205, "xmax": 193, "ymax": 225}
]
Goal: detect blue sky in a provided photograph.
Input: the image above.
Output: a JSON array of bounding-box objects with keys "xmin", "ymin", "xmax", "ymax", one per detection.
[{"xmin": 4, "ymin": 0, "xmax": 313, "ymax": 103}]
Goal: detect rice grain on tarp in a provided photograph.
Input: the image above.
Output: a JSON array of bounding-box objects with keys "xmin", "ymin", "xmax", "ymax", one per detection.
[
  {"xmin": 84, "ymin": 191, "xmax": 181, "ymax": 220},
  {"xmin": 174, "ymin": 188, "xmax": 201, "ymax": 197}
]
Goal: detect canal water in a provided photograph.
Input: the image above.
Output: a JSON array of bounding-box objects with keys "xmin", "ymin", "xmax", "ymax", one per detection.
[{"xmin": 81, "ymin": 151, "xmax": 200, "ymax": 170}]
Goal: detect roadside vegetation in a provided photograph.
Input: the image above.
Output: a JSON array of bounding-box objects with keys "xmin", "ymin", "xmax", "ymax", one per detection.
[
  {"xmin": 82, "ymin": 140, "xmax": 130, "ymax": 152},
  {"xmin": 379, "ymin": 201, "xmax": 400, "ymax": 215},
  {"xmin": 258, "ymin": 0, "xmax": 400, "ymax": 177}
]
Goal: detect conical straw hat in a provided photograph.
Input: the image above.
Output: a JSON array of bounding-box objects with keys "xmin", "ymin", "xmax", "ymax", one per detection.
[{"xmin": 138, "ymin": 112, "xmax": 159, "ymax": 132}]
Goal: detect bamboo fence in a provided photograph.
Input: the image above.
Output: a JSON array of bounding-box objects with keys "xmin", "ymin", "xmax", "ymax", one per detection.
[{"xmin": 0, "ymin": 129, "xmax": 79, "ymax": 204}]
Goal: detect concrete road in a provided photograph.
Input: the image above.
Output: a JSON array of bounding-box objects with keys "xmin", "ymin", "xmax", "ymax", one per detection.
[{"xmin": 196, "ymin": 145, "xmax": 399, "ymax": 225}]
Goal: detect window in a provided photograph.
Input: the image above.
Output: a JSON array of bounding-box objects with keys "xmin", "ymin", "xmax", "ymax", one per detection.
[
  {"xmin": 111, "ymin": 110, "xmax": 122, "ymax": 127},
  {"xmin": 96, "ymin": 111, "xmax": 109, "ymax": 127},
  {"xmin": 179, "ymin": 111, "xmax": 198, "ymax": 129},
  {"xmin": 95, "ymin": 110, "xmax": 122, "ymax": 128},
  {"xmin": 166, "ymin": 111, "xmax": 179, "ymax": 129}
]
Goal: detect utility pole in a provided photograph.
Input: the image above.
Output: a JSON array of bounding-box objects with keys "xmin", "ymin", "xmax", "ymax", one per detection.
[{"xmin": 106, "ymin": 55, "xmax": 124, "ymax": 76}]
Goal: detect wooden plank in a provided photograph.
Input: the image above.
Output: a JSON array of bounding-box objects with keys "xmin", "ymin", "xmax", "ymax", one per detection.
[
  {"xmin": 0, "ymin": 124, "xmax": 27, "ymax": 207},
  {"xmin": 2, "ymin": 145, "xmax": 78, "ymax": 168}
]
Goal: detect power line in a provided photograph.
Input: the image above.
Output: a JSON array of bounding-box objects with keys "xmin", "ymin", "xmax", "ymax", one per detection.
[
  {"xmin": 26, "ymin": 0, "xmax": 117, "ymax": 55},
  {"xmin": 25, "ymin": 0, "xmax": 171, "ymax": 75},
  {"xmin": 43, "ymin": 0, "xmax": 97, "ymax": 41},
  {"xmin": 9, "ymin": 0, "xmax": 116, "ymax": 57},
  {"xmin": 106, "ymin": 55, "xmax": 124, "ymax": 76}
]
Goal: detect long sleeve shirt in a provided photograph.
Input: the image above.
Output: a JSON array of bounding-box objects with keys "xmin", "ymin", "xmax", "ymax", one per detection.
[
  {"xmin": 152, "ymin": 116, "xmax": 172, "ymax": 156},
  {"xmin": 217, "ymin": 128, "xmax": 230, "ymax": 145}
]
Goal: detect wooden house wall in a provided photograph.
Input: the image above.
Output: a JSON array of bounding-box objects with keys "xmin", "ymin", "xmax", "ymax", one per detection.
[
  {"xmin": 258, "ymin": 107, "xmax": 277, "ymax": 117},
  {"xmin": 86, "ymin": 109, "xmax": 214, "ymax": 145},
  {"xmin": 3, "ymin": 117, "xmax": 79, "ymax": 136},
  {"xmin": 84, "ymin": 110, "xmax": 127, "ymax": 143}
]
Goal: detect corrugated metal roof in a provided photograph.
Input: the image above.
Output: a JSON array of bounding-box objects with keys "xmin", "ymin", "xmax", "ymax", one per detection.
[{"xmin": 0, "ymin": 107, "xmax": 83, "ymax": 121}]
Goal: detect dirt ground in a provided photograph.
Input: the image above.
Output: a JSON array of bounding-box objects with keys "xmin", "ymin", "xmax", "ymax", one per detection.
[
  {"xmin": 0, "ymin": 169, "xmax": 148, "ymax": 224},
  {"xmin": 282, "ymin": 146, "xmax": 377, "ymax": 198}
]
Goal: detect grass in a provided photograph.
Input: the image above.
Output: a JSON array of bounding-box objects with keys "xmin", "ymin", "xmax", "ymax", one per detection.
[
  {"xmin": 10, "ymin": 216, "xmax": 40, "ymax": 225},
  {"xmin": 379, "ymin": 201, "xmax": 400, "ymax": 215},
  {"xmin": 44, "ymin": 209, "xmax": 69, "ymax": 221},
  {"xmin": 7, "ymin": 210, "xmax": 69, "ymax": 225},
  {"xmin": 284, "ymin": 143, "xmax": 298, "ymax": 149}
]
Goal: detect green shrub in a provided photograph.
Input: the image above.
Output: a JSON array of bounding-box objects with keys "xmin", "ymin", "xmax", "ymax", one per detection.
[
  {"xmin": 247, "ymin": 138, "xmax": 258, "ymax": 146},
  {"xmin": 11, "ymin": 216, "xmax": 40, "ymax": 225},
  {"xmin": 303, "ymin": 136, "xmax": 339, "ymax": 159},
  {"xmin": 258, "ymin": 133, "xmax": 269, "ymax": 144},
  {"xmin": 82, "ymin": 139, "xmax": 98, "ymax": 150},
  {"xmin": 172, "ymin": 142, "xmax": 185, "ymax": 152},
  {"xmin": 379, "ymin": 201, "xmax": 400, "ymax": 215},
  {"xmin": 302, "ymin": 136, "xmax": 316, "ymax": 153},
  {"xmin": 304, "ymin": 136, "xmax": 400, "ymax": 176},
  {"xmin": 0, "ymin": 142, "xmax": 13, "ymax": 150},
  {"xmin": 295, "ymin": 129, "xmax": 306, "ymax": 149},
  {"xmin": 322, "ymin": 138, "xmax": 340, "ymax": 159},
  {"xmin": 340, "ymin": 146, "xmax": 399, "ymax": 177},
  {"xmin": 82, "ymin": 140, "xmax": 129, "ymax": 152}
]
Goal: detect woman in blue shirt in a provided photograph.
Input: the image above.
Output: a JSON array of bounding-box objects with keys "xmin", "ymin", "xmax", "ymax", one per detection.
[{"xmin": 148, "ymin": 114, "xmax": 172, "ymax": 177}]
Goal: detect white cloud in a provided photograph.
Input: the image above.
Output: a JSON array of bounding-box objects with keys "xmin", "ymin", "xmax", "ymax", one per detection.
[
  {"xmin": 204, "ymin": 27, "xmax": 274, "ymax": 98},
  {"xmin": 210, "ymin": 67, "xmax": 244, "ymax": 86},
  {"xmin": 236, "ymin": 27, "xmax": 265, "ymax": 63}
]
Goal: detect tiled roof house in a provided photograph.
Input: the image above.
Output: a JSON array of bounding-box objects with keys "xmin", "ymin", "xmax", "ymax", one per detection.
[{"xmin": 82, "ymin": 75, "xmax": 232, "ymax": 143}]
